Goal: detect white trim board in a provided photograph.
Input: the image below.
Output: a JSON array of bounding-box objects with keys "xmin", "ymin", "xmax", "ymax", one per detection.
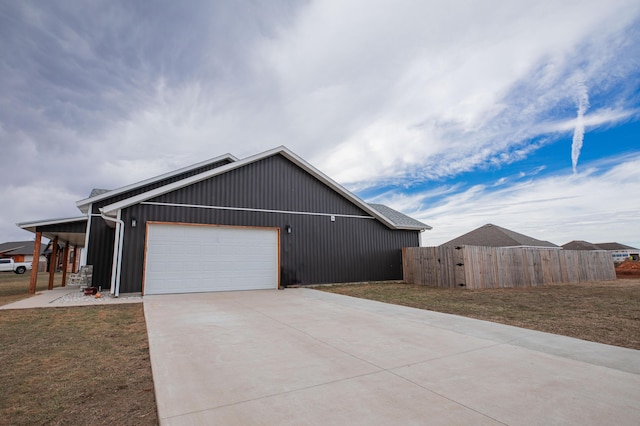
[{"xmin": 141, "ymin": 201, "xmax": 376, "ymax": 220}]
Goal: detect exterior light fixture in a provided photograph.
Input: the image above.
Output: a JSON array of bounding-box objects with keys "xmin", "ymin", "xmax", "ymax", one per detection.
[
  {"xmin": 285, "ymin": 225, "xmax": 292, "ymax": 234},
  {"xmin": 131, "ymin": 218, "xmax": 137, "ymax": 228}
]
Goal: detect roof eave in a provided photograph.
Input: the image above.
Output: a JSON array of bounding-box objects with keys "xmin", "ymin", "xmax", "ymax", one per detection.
[
  {"xmin": 395, "ymin": 226, "xmax": 432, "ymax": 231},
  {"xmin": 17, "ymin": 216, "xmax": 88, "ymax": 234},
  {"xmin": 98, "ymin": 146, "xmax": 408, "ymax": 230},
  {"xmin": 78, "ymin": 204, "xmax": 90, "ymax": 214},
  {"xmin": 75, "ymin": 153, "xmax": 238, "ymax": 212}
]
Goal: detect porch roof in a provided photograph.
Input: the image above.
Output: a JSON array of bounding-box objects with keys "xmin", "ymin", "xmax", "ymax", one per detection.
[{"xmin": 17, "ymin": 216, "xmax": 88, "ymax": 247}]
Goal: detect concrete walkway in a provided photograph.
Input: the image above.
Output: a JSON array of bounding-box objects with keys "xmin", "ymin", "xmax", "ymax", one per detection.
[
  {"xmin": 0, "ymin": 286, "xmax": 141, "ymax": 309},
  {"xmin": 143, "ymin": 288, "xmax": 640, "ymax": 425}
]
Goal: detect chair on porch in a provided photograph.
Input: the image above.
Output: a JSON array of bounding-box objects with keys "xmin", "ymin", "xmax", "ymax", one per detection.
[{"xmin": 66, "ymin": 265, "xmax": 93, "ymax": 289}]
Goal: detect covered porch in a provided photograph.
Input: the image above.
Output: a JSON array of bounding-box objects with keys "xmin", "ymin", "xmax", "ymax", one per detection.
[{"xmin": 18, "ymin": 217, "xmax": 88, "ymax": 294}]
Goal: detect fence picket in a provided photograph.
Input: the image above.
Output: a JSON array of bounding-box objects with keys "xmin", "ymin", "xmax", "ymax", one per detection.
[{"xmin": 403, "ymin": 246, "xmax": 616, "ymax": 288}]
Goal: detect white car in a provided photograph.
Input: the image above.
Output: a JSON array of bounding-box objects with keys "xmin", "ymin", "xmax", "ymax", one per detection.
[{"xmin": 0, "ymin": 258, "xmax": 32, "ymax": 274}]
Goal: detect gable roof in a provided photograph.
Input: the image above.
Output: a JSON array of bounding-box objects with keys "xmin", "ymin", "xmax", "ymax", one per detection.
[
  {"xmin": 98, "ymin": 146, "xmax": 431, "ymax": 231},
  {"xmin": 75, "ymin": 153, "xmax": 238, "ymax": 213},
  {"xmin": 0, "ymin": 240, "xmax": 46, "ymax": 256},
  {"xmin": 442, "ymin": 223, "xmax": 559, "ymax": 248},
  {"xmin": 561, "ymin": 241, "xmax": 638, "ymax": 251},
  {"xmin": 561, "ymin": 240, "xmax": 603, "ymax": 251},
  {"xmin": 368, "ymin": 204, "xmax": 432, "ymax": 230},
  {"xmin": 89, "ymin": 188, "xmax": 111, "ymax": 198},
  {"xmin": 595, "ymin": 242, "xmax": 638, "ymax": 251}
]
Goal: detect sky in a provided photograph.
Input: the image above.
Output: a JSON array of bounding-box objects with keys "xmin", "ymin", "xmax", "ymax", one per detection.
[{"xmin": 1, "ymin": 0, "xmax": 639, "ymax": 249}]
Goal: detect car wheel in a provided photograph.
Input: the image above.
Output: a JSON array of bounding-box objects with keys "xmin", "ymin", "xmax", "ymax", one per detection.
[{"xmin": 15, "ymin": 266, "xmax": 26, "ymax": 274}]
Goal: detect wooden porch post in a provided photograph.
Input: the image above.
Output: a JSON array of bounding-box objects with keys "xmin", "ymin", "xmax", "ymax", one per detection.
[
  {"xmin": 28, "ymin": 232, "xmax": 42, "ymax": 295},
  {"xmin": 48, "ymin": 237, "xmax": 58, "ymax": 291},
  {"xmin": 61, "ymin": 243, "xmax": 70, "ymax": 287},
  {"xmin": 72, "ymin": 246, "xmax": 79, "ymax": 273}
]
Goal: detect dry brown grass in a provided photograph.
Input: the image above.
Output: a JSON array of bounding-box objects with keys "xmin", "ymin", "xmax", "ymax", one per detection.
[
  {"xmin": 0, "ymin": 304, "xmax": 158, "ymax": 425},
  {"xmin": 318, "ymin": 279, "xmax": 640, "ymax": 350},
  {"xmin": 0, "ymin": 271, "xmax": 63, "ymax": 307}
]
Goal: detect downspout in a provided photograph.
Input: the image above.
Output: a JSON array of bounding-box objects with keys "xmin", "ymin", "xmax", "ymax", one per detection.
[
  {"xmin": 100, "ymin": 209, "xmax": 125, "ymax": 298},
  {"xmin": 114, "ymin": 210, "xmax": 125, "ymax": 298},
  {"xmin": 80, "ymin": 204, "xmax": 93, "ymax": 267}
]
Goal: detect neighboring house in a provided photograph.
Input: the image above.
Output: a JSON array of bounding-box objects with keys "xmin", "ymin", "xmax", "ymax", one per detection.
[
  {"xmin": 442, "ymin": 223, "xmax": 559, "ymax": 248},
  {"xmin": 0, "ymin": 240, "xmax": 47, "ymax": 263},
  {"xmin": 18, "ymin": 146, "xmax": 431, "ymax": 295},
  {"xmin": 563, "ymin": 241, "xmax": 639, "ymax": 262},
  {"xmin": 0, "ymin": 240, "xmax": 47, "ymax": 272},
  {"xmin": 561, "ymin": 240, "xmax": 602, "ymax": 251}
]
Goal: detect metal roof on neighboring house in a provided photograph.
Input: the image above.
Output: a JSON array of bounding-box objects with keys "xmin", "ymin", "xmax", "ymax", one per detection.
[
  {"xmin": 367, "ymin": 204, "xmax": 431, "ymax": 230},
  {"xmin": 442, "ymin": 223, "xmax": 559, "ymax": 248}
]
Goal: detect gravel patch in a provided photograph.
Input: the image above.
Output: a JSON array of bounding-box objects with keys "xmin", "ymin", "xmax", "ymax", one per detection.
[{"xmin": 52, "ymin": 288, "xmax": 142, "ymax": 305}]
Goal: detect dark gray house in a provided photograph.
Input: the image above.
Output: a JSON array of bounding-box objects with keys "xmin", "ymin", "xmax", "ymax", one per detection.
[{"xmin": 19, "ymin": 146, "xmax": 430, "ymax": 295}]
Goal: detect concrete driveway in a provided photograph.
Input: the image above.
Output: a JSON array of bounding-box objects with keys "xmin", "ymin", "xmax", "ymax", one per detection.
[{"xmin": 143, "ymin": 288, "xmax": 640, "ymax": 425}]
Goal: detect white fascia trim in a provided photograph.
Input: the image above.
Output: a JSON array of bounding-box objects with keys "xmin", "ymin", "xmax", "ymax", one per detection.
[
  {"xmin": 17, "ymin": 216, "xmax": 88, "ymax": 230},
  {"xmin": 99, "ymin": 146, "xmax": 401, "ymax": 229},
  {"xmin": 75, "ymin": 153, "xmax": 239, "ymax": 213},
  {"xmin": 141, "ymin": 201, "xmax": 376, "ymax": 220}
]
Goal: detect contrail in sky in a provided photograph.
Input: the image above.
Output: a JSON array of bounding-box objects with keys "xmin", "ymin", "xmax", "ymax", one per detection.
[{"xmin": 571, "ymin": 79, "xmax": 589, "ymax": 174}]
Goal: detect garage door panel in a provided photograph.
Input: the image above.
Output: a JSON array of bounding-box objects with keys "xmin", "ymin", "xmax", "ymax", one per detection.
[{"xmin": 144, "ymin": 224, "xmax": 278, "ymax": 295}]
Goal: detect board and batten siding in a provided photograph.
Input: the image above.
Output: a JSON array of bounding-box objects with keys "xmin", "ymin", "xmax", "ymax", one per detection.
[
  {"xmin": 149, "ymin": 155, "xmax": 369, "ymax": 216},
  {"xmin": 85, "ymin": 159, "xmax": 233, "ymax": 288},
  {"xmin": 403, "ymin": 245, "xmax": 616, "ymax": 289},
  {"xmin": 116, "ymin": 155, "xmax": 419, "ymax": 293}
]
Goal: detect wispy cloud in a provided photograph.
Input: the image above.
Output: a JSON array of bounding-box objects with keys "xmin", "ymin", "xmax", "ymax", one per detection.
[
  {"xmin": 375, "ymin": 154, "xmax": 640, "ymax": 248},
  {"xmin": 289, "ymin": 0, "xmax": 640, "ymax": 186},
  {"xmin": 0, "ymin": 1, "xmax": 639, "ymax": 243},
  {"xmin": 571, "ymin": 75, "xmax": 590, "ymax": 173}
]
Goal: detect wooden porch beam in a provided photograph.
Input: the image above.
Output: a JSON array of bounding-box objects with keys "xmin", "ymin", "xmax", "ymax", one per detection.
[
  {"xmin": 48, "ymin": 237, "xmax": 58, "ymax": 291},
  {"xmin": 28, "ymin": 232, "xmax": 42, "ymax": 295},
  {"xmin": 72, "ymin": 246, "xmax": 79, "ymax": 273},
  {"xmin": 61, "ymin": 243, "xmax": 70, "ymax": 287}
]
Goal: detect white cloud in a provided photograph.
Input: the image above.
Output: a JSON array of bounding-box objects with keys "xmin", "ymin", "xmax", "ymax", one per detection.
[
  {"xmin": 571, "ymin": 76, "xmax": 590, "ymax": 173},
  {"xmin": 0, "ymin": 182, "xmax": 81, "ymax": 242},
  {"xmin": 254, "ymin": 0, "xmax": 640, "ymax": 185},
  {"xmin": 1, "ymin": 0, "xmax": 639, "ymax": 246},
  {"xmin": 377, "ymin": 154, "xmax": 640, "ymax": 248}
]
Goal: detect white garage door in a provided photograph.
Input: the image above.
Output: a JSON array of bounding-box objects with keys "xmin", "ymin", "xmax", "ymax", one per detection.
[{"xmin": 144, "ymin": 223, "xmax": 279, "ymax": 295}]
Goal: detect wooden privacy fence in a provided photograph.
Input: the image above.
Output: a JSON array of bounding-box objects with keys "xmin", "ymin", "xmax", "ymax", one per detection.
[{"xmin": 402, "ymin": 246, "xmax": 616, "ymax": 289}]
